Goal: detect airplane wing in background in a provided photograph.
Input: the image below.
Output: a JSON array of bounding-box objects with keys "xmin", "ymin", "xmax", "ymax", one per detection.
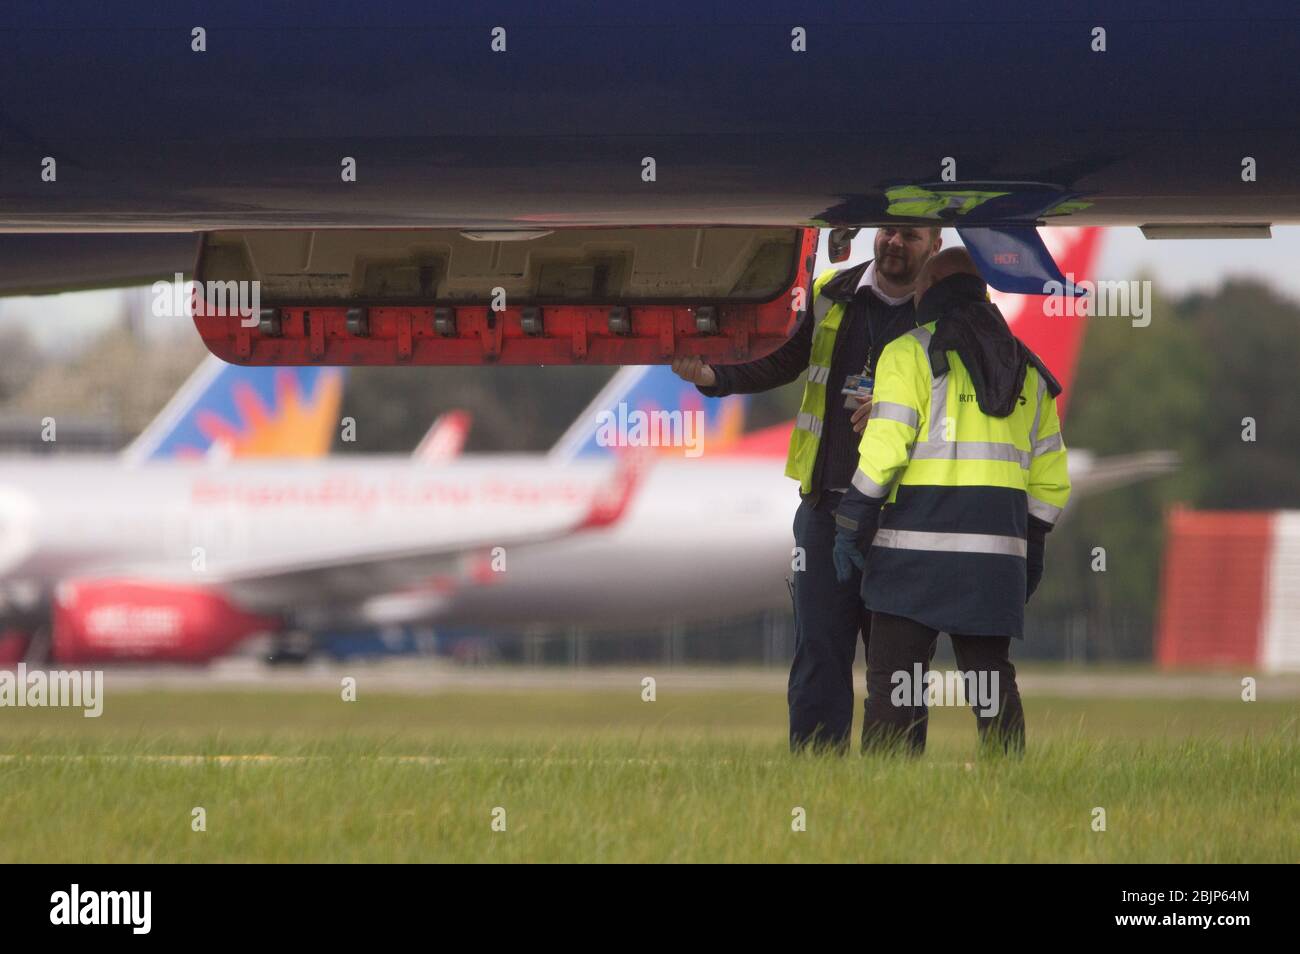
[{"xmin": 1066, "ymin": 450, "xmax": 1181, "ymax": 500}]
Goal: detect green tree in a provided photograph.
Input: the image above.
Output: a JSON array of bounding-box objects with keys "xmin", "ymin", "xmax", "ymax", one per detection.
[{"xmin": 1028, "ymin": 278, "xmax": 1300, "ymax": 659}]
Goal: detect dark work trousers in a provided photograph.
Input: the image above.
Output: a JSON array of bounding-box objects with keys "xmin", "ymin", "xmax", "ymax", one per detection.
[
  {"xmin": 788, "ymin": 493, "xmax": 875, "ymax": 753},
  {"xmin": 863, "ymin": 611, "xmax": 1026, "ymax": 756}
]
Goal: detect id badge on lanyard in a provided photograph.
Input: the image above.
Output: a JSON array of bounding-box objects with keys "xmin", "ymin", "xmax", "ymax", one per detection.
[{"xmin": 844, "ymin": 311, "xmax": 875, "ymax": 410}]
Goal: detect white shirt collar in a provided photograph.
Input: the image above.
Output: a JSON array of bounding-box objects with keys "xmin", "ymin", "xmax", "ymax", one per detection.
[{"xmin": 856, "ymin": 261, "xmax": 914, "ymax": 307}]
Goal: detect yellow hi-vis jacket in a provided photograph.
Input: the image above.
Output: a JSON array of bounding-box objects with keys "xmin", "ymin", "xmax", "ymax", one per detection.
[
  {"xmin": 785, "ymin": 267, "xmax": 845, "ymax": 493},
  {"xmin": 780, "ymin": 267, "xmax": 863, "ymax": 496},
  {"xmin": 852, "ymin": 321, "xmax": 1071, "ymax": 637}
]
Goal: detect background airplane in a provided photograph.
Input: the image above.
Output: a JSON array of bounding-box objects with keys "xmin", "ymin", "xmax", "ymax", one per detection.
[{"xmin": 0, "ymin": 358, "xmax": 344, "ymax": 661}]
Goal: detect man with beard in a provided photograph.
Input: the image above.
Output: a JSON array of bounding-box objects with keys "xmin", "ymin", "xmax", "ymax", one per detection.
[{"xmin": 672, "ymin": 226, "xmax": 942, "ymax": 753}]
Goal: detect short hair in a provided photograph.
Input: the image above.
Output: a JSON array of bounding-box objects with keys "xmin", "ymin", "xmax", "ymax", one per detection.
[{"xmin": 919, "ymin": 247, "xmax": 980, "ymax": 287}]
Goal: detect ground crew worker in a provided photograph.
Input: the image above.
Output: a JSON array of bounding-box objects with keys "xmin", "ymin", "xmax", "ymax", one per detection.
[
  {"xmin": 832, "ymin": 248, "xmax": 1071, "ymax": 754},
  {"xmin": 672, "ymin": 226, "xmax": 942, "ymax": 752}
]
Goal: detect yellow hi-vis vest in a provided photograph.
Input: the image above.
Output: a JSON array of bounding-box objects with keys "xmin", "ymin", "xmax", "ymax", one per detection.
[
  {"xmin": 785, "ymin": 267, "xmax": 848, "ymax": 493},
  {"xmin": 852, "ymin": 321, "xmax": 1072, "ymax": 636}
]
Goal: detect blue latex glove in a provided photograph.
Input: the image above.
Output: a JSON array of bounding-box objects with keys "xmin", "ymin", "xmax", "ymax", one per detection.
[
  {"xmin": 833, "ymin": 528, "xmax": 866, "ymax": 583},
  {"xmin": 832, "ymin": 485, "xmax": 883, "ymax": 584}
]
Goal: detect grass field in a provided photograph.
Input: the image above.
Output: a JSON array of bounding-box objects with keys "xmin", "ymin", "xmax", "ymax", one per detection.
[{"xmin": 0, "ymin": 685, "xmax": 1295, "ymax": 862}]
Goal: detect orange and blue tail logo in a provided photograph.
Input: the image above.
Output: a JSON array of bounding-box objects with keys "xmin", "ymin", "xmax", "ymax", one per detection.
[
  {"xmin": 549, "ymin": 365, "xmax": 747, "ymax": 461},
  {"xmin": 122, "ymin": 357, "xmax": 346, "ymax": 462}
]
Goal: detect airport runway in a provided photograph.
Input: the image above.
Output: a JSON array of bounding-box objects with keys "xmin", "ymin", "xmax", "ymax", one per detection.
[{"xmin": 94, "ymin": 659, "xmax": 1300, "ymax": 699}]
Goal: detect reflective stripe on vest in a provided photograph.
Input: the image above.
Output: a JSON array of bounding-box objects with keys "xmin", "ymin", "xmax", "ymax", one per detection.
[
  {"xmin": 873, "ymin": 527, "xmax": 1028, "ymax": 558},
  {"xmin": 851, "ymin": 467, "xmax": 891, "ymax": 499},
  {"xmin": 914, "ymin": 324, "xmax": 1031, "ymax": 471},
  {"xmin": 1028, "ymin": 497, "xmax": 1063, "ymax": 523},
  {"xmin": 1027, "ymin": 372, "xmax": 1066, "ymax": 523},
  {"xmin": 795, "ymin": 412, "xmax": 823, "ymax": 437},
  {"xmin": 785, "ymin": 268, "xmax": 847, "ymax": 493},
  {"xmin": 869, "ymin": 401, "xmax": 919, "ymax": 429},
  {"xmin": 912, "ymin": 440, "xmax": 1030, "ymax": 469},
  {"xmin": 1032, "ymin": 432, "xmax": 1063, "ymax": 456}
]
